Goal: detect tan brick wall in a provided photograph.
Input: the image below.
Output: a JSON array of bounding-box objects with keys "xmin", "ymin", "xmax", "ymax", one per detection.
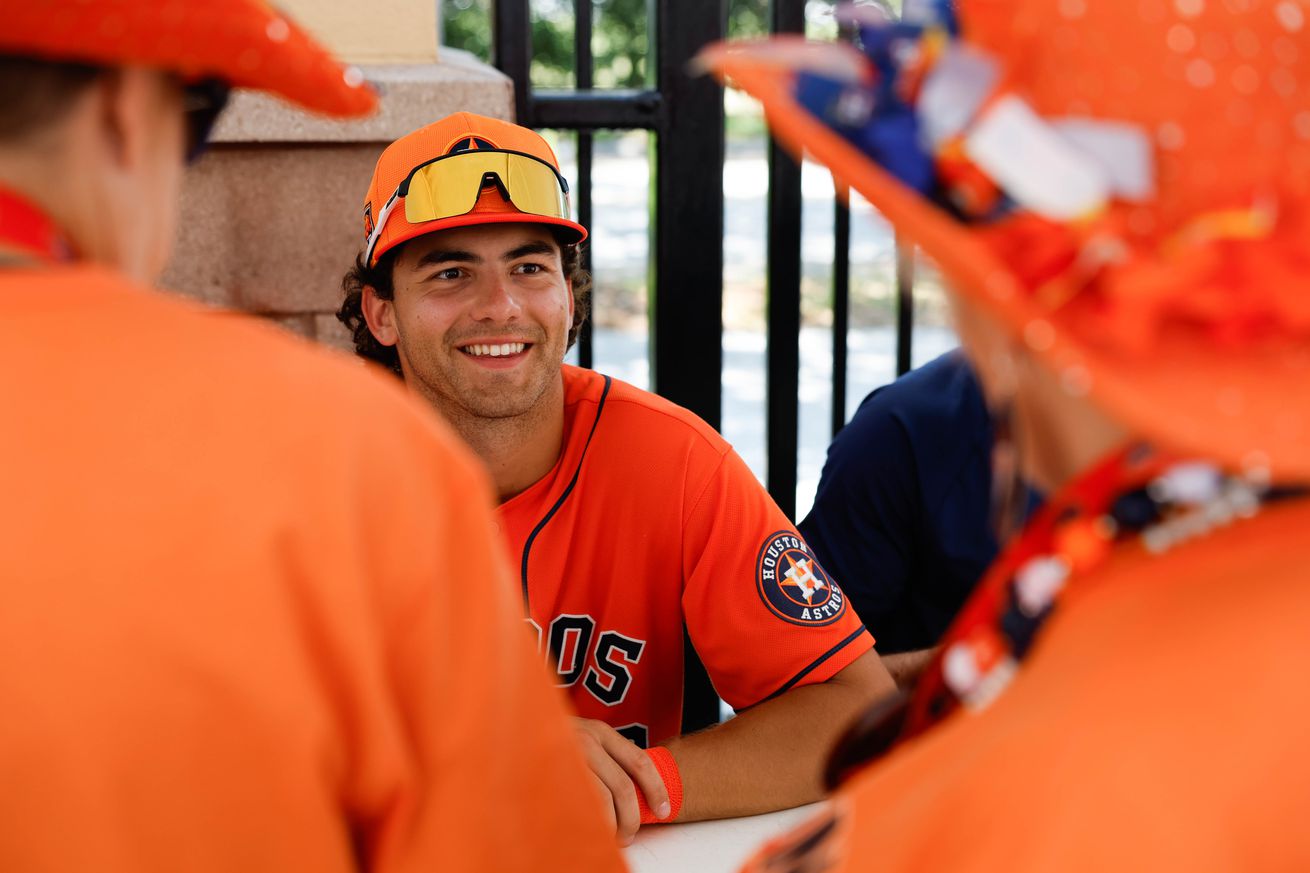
[{"xmin": 167, "ymin": 144, "xmax": 377, "ymax": 350}]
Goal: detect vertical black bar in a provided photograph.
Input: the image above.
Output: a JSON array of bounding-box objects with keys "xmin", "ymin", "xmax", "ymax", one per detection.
[
  {"xmin": 652, "ymin": 0, "xmax": 726, "ymax": 735},
  {"xmin": 652, "ymin": 2, "xmax": 725, "ymax": 430},
  {"xmin": 574, "ymin": 0, "xmax": 595, "ymax": 368},
  {"xmin": 895, "ymin": 236, "xmax": 915, "ymax": 376},
  {"xmin": 831, "ymin": 195, "xmax": 850, "ymax": 437},
  {"xmin": 575, "ymin": 0, "xmax": 593, "ymax": 89},
  {"xmin": 681, "ymin": 628, "xmax": 715, "ymax": 734},
  {"xmin": 765, "ymin": 0, "xmax": 805, "ymax": 520},
  {"xmin": 831, "ymin": 20, "xmax": 856, "ymax": 436},
  {"xmin": 493, "ymin": 0, "xmax": 533, "ymax": 123},
  {"xmin": 577, "ymin": 130, "xmax": 595, "ymax": 369}
]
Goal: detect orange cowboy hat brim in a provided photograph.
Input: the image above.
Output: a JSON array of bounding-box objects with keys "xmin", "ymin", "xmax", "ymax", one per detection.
[
  {"xmin": 0, "ymin": 0, "xmax": 375, "ymax": 118},
  {"xmin": 701, "ymin": 41, "xmax": 1310, "ymax": 482}
]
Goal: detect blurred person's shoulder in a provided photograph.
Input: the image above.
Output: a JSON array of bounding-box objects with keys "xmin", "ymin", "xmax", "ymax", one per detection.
[
  {"xmin": 852, "ymin": 351, "xmax": 988, "ymax": 445},
  {"xmin": 823, "ymin": 350, "xmax": 991, "ymax": 499},
  {"xmin": 817, "ymin": 496, "xmax": 1310, "ymax": 871}
]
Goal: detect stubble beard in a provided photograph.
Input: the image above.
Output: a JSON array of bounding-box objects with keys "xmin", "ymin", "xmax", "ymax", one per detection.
[
  {"xmin": 408, "ymin": 329, "xmax": 565, "ymax": 429},
  {"xmin": 443, "ymin": 363, "xmax": 557, "ymax": 420},
  {"xmin": 425, "ymin": 356, "xmax": 565, "ymax": 468}
]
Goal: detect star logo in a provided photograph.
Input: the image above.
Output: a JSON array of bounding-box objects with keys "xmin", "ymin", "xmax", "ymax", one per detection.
[{"xmin": 781, "ymin": 554, "xmax": 828, "ymax": 603}]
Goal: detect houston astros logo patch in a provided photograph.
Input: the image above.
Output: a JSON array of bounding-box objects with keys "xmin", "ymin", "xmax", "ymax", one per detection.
[{"xmin": 756, "ymin": 531, "xmax": 846, "ymax": 626}]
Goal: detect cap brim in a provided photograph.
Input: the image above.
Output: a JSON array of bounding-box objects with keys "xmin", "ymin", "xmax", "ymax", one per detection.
[{"xmin": 708, "ymin": 52, "xmax": 1310, "ymax": 480}]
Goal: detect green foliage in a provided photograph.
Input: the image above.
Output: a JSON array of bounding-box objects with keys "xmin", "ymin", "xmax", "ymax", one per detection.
[
  {"xmin": 438, "ymin": 0, "xmax": 904, "ymax": 82},
  {"xmin": 531, "ymin": 7, "xmax": 575, "ymax": 87},
  {"xmin": 729, "ymin": 0, "xmax": 768, "ymax": 38},
  {"xmin": 441, "ymin": 0, "xmax": 784, "ymax": 91},
  {"xmin": 591, "ymin": 0, "xmax": 648, "ymax": 88},
  {"xmin": 443, "ymin": 0, "xmax": 492, "ymax": 62}
]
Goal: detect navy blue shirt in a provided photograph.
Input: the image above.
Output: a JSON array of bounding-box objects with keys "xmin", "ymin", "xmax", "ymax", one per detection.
[{"xmin": 799, "ymin": 351, "xmax": 1034, "ymax": 654}]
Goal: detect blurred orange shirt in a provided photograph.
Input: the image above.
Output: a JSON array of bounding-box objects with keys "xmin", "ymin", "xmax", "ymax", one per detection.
[
  {"xmin": 745, "ymin": 498, "xmax": 1310, "ymax": 872},
  {"xmin": 0, "ymin": 265, "xmax": 625, "ymax": 873}
]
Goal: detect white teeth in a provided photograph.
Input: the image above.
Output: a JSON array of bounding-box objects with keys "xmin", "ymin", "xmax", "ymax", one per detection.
[{"xmin": 464, "ymin": 342, "xmax": 527, "ymax": 357}]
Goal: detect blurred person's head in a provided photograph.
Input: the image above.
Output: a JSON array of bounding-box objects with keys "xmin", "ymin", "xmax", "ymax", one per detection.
[
  {"xmin": 0, "ymin": 0, "xmax": 375, "ymax": 283},
  {"xmin": 711, "ymin": 0, "xmax": 1310, "ymax": 491},
  {"xmin": 337, "ymin": 113, "xmax": 591, "ymax": 426},
  {"xmin": 0, "ymin": 59, "xmax": 196, "ymax": 282}
]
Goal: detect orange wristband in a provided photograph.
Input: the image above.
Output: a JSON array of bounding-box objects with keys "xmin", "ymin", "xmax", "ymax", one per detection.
[{"xmin": 635, "ymin": 746, "xmax": 684, "ymax": 824}]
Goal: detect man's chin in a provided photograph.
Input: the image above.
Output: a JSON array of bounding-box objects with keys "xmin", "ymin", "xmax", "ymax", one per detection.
[
  {"xmin": 446, "ymin": 374, "xmax": 558, "ymax": 422},
  {"xmin": 455, "ymin": 391, "xmax": 540, "ymax": 419}
]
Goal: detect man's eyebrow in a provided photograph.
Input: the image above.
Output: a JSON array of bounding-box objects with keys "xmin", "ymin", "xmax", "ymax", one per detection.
[
  {"xmin": 415, "ymin": 249, "xmax": 480, "ymax": 269},
  {"xmin": 503, "ymin": 241, "xmax": 558, "ymax": 261}
]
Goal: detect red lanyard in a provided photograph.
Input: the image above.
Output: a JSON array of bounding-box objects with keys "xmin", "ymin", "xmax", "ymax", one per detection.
[
  {"xmin": 0, "ymin": 186, "xmax": 74, "ymax": 264},
  {"xmin": 827, "ymin": 451, "xmax": 1305, "ymax": 789},
  {"xmin": 903, "ymin": 443, "xmax": 1176, "ymax": 737}
]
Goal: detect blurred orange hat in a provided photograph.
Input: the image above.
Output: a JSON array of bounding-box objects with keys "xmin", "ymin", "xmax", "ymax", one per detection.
[
  {"xmin": 706, "ymin": 0, "xmax": 1310, "ymax": 481},
  {"xmin": 362, "ymin": 112, "xmax": 587, "ymax": 267},
  {"xmin": 0, "ymin": 0, "xmax": 375, "ymax": 117}
]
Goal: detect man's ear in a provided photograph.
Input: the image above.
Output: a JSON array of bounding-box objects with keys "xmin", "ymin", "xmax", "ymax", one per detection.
[
  {"xmin": 361, "ymin": 285, "xmax": 400, "ymax": 347},
  {"xmin": 95, "ymin": 67, "xmax": 163, "ymax": 173},
  {"xmin": 565, "ymin": 276, "xmax": 575, "ymax": 324}
]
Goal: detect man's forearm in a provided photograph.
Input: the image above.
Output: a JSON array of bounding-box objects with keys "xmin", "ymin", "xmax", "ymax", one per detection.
[
  {"xmin": 880, "ymin": 648, "xmax": 937, "ymax": 689},
  {"xmin": 660, "ymin": 649, "xmax": 896, "ymax": 822}
]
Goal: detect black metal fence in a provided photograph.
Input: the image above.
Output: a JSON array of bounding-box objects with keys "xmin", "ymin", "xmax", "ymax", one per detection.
[{"xmin": 491, "ymin": 0, "xmax": 918, "ymax": 730}]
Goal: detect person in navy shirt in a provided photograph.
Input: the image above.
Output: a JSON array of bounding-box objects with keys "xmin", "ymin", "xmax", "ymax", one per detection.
[{"xmin": 799, "ymin": 351, "xmax": 1037, "ymax": 687}]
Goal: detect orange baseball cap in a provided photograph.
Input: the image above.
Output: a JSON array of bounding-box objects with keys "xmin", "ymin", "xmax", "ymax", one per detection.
[
  {"xmin": 362, "ymin": 112, "xmax": 587, "ymax": 266},
  {"xmin": 705, "ymin": 0, "xmax": 1310, "ymax": 481},
  {"xmin": 0, "ymin": 0, "xmax": 375, "ymax": 118}
]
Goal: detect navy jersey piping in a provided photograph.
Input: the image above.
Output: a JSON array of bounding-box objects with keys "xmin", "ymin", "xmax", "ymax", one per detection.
[
  {"xmin": 760, "ymin": 625, "xmax": 868, "ymax": 703},
  {"xmin": 521, "ymin": 374, "xmax": 612, "ymax": 607}
]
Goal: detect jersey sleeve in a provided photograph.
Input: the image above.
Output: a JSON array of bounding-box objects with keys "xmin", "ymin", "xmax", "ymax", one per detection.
[
  {"xmin": 680, "ymin": 445, "xmax": 875, "ymax": 712},
  {"xmin": 355, "ymin": 412, "xmax": 624, "ymax": 873}
]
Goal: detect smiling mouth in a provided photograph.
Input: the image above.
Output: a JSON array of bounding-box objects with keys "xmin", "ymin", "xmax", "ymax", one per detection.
[{"xmin": 459, "ymin": 342, "xmax": 529, "ymax": 358}]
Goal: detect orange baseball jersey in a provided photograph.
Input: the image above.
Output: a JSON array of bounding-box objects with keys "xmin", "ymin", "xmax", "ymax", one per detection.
[
  {"xmin": 497, "ymin": 365, "xmax": 875, "ymax": 747},
  {"xmin": 0, "ymin": 263, "xmax": 624, "ymax": 873},
  {"xmin": 741, "ymin": 498, "xmax": 1310, "ymax": 872}
]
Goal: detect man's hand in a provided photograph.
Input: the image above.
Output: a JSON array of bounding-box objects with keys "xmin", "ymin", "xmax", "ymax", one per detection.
[{"xmin": 574, "ymin": 718, "xmax": 671, "ymax": 845}]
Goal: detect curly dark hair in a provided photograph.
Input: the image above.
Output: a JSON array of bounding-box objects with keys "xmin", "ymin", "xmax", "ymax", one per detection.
[{"xmin": 337, "ymin": 229, "xmax": 592, "ymax": 377}]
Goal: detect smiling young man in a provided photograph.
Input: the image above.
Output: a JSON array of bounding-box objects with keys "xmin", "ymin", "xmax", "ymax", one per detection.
[{"xmin": 338, "ymin": 113, "xmax": 897, "ymax": 844}]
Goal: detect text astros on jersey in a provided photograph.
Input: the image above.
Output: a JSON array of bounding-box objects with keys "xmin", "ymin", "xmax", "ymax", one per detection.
[{"xmin": 496, "ymin": 366, "xmax": 874, "ymax": 749}]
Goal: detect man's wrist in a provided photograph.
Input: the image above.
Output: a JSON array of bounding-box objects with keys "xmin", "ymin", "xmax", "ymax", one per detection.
[{"xmin": 636, "ymin": 746, "xmax": 683, "ymax": 824}]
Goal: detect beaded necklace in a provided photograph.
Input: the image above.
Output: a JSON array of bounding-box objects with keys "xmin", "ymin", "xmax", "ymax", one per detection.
[{"xmin": 826, "ymin": 443, "xmax": 1305, "ymax": 787}]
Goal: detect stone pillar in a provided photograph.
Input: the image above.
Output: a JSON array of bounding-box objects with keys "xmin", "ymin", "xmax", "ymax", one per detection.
[
  {"xmin": 162, "ymin": 3, "xmax": 512, "ymax": 351},
  {"xmin": 276, "ymin": 0, "xmax": 439, "ymax": 64}
]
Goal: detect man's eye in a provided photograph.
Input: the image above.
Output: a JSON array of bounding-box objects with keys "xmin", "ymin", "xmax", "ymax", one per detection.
[
  {"xmin": 517, "ymin": 263, "xmax": 544, "ymax": 274},
  {"xmin": 435, "ymin": 268, "xmax": 462, "ymax": 280}
]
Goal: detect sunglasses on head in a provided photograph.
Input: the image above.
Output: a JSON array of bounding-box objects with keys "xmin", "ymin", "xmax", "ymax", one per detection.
[
  {"xmin": 181, "ymin": 78, "xmax": 231, "ymax": 164},
  {"xmin": 363, "ymin": 148, "xmax": 572, "ymax": 266}
]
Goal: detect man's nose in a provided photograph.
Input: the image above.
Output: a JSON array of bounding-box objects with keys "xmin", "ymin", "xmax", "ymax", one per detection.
[{"xmin": 470, "ymin": 275, "xmax": 523, "ymax": 321}]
